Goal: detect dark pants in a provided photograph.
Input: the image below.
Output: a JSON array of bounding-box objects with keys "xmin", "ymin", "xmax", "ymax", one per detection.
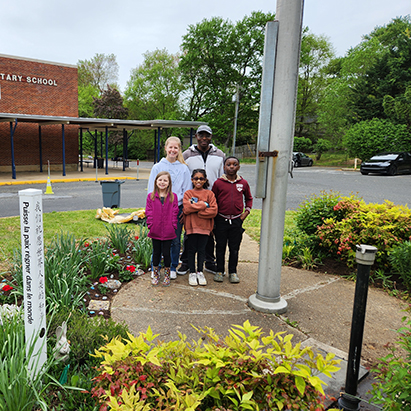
[
  {"xmin": 152, "ymin": 239, "xmax": 172, "ymax": 267},
  {"xmin": 180, "ymin": 231, "xmax": 215, "ymax": 266},
  {"xmin": 170, "ymin": 205, "xmax": 184, "ymax": 271},
  {"xmin": 214, "ymin": 216, "xmax": 244, "ymax": 274},
  {"xmin": 187, "ymin": 234, "xmax": 208, "ymax": 273}
]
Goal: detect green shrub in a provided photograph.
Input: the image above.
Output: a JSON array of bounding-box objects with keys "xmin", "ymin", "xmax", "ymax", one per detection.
[
  {"xmin": 389, "ymin": 241, "xmax": 411, "ymax": 290},
  {"xmin": 293, "ymin": 136, "xmax": 313, "ymax": 152},
  {"xmin": 343, "ymin": 118, "xmax": 411, "ymax": 161},
  {"xmin": 318, "ymin": 200, "xmax": 411, "ymax": 271},
  {"xmin": 90, "ymin": 321, "xmax": 340, "ymax": 410},
  {"xmin": 370, "ymin": 312, "xmax": 411, "ymax": 409},
  {"xmin": 295, "ymin": 191, "xmax": 345, "ymax": 236}
]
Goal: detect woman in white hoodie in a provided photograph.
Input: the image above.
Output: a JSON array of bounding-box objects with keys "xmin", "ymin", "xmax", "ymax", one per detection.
[{"xmin": 147, "ymin": 137, "xmax": 192, "ymax": 278}]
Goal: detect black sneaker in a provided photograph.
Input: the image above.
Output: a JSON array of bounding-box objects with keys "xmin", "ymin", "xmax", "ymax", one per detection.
[
  {"xmin": 204, "ymin": 263, "xmax": 217, "ymax": 274},
  {"xmin": 177, "ymin": 263, "xmax": 190, "ymax": 275}
]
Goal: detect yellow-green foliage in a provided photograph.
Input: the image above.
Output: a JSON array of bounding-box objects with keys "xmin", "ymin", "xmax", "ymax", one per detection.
[
  {"xmin": 317, "ymin": 199, "xmax": 411, "ymax": 269},
  {"xmin": 91, "ymin": 321, "xmax": 340, "ymax": 410}
]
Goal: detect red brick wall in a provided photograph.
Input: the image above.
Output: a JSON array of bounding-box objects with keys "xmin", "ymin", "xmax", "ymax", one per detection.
[{"xmin": 0, "ymin": 55, "xmax": 78, "ymax": 170}]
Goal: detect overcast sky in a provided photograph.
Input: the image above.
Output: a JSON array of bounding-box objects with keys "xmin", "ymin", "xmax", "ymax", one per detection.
[{"xmin": 0, "ymin": 0, "xmax": 409, "ymax": 91}]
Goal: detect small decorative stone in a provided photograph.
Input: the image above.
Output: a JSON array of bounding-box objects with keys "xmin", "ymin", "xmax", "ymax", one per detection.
[
  {"xmin": 136, "ymin": 269, "xmax": 145, "ymax": 276},
  {"xmin": 110, "ymin": 274, "xmax": 114, "ymax": 279},
  {"xmin": 95, "ymin": 294, "xmax": 99, "ymax": 298},
  {"xmin": 89, "ymin": 311, "xmax": 95, "ymax": 314},
  {"xmin": 101, "ymin": 279, "xmax": 121, "ymax": 290},
  {"xmin": 102, "ymin": 296, "xmax": 108, "ymax": 300},
  {"xmin": 113, "ymin": 289, "xmax": 118, "ymax": 292},
  {"xmin": 98, "ymin": 312, "xmax": 104, "ymax": 315},
  {"xmin": 88, "ymin": 300, "xmax": 110, "ymax": 311},
  {"xmin": 90, "ymin": 286, "xmax": 95, "ymax": 290}
]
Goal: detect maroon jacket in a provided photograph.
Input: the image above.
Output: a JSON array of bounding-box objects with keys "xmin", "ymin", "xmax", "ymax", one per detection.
[
  {"xmin": 145, "ymin": 192, "xmax": 179, "ymax": 240},
  {"xmin": 211, "ymin": 175, "xmax": 253, "ymax": 219}
]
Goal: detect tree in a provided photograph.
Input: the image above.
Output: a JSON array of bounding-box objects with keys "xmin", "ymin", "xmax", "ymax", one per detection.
[
  {"xmin": 78, "ymin": 53, "xmax": 119, "ymax": 91},
  {"xmin": 179, "ymin": 12, "xmax": 275, "ymax": 146},
  {"xmin": 383, "ymin": 85, "xmax": 411, "ymax": 129},
  {"xmin": 93, "ymin": 85, "xmax": 129, "ymax": 157},
  {"xmin": 78, "ymin": 84, "xmax": 100, "ymax": 118},
  {"xmin": 125, "ymin": 48, "xmax": 184, "ymax": 122},
  {"xmin": 319, "ymin": 16, "xmax": 411, "ymax": 144},
  {"xmin": 295, "ymin": 29, "xmax": 335, "ymax": 139}
]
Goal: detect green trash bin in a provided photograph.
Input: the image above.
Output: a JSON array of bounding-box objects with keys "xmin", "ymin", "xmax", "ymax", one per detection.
[{"xmin": 100, "ymin": 180, "xmax": 124, "ymax": 208}]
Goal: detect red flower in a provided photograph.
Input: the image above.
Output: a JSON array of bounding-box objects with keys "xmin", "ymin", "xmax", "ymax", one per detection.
[
  {"xmin": 128, "ymin": 266, "xmax": 136, "ymax": 273},
  {"xmin": 84, "ymin": 242, "xmax": 90, "ymax": 247},
  {"xmin": 99, "ymin": 276, "xmax": 108, "ymax": 284},
  {"xmin": 135, "ymin": 236, "xmax": 139, "ymax": 240},
  {"xmin": 3, "ymin": 284, "xmax": 13, "ymax": 292}
]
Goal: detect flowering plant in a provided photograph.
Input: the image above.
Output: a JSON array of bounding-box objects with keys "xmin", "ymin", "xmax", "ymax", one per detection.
[{"xmin": 99, "ymin": 277, "xmax": 108, "ymax": 284}]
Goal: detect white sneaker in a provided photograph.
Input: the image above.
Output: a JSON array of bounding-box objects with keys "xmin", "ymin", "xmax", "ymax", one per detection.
[
  {"xmin": 197, "ymin": 271, "xmax": 207, "ymax": 286},
  {"xmin": 170, "ymin": 270, "xmax": 177, "ymax": 280},
  {"xmin": 189, "ymin": 272, "xmax": 198, "ymax": 286}
]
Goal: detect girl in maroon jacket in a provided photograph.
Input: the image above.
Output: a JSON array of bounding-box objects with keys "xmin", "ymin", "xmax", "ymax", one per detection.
[{"xmin": 146, "ymin": 171, "xmax": 179, "ymax": 286}]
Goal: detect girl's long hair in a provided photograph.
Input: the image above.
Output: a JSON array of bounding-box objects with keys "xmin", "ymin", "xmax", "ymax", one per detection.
[
  {"xmin": 150, "ymin": 171, "xmax": 174, "ymax": 202},
  {"xmin": 191, "ymin": 168, "xmax": 209, "ymax": 189},
  {"xmin": 165, "ymin": 136, "xmax": 187, "ymax": 165}
]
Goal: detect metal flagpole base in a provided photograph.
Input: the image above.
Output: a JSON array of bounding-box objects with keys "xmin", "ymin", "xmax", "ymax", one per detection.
[{"xmin": 248, "ymin": 293, "xmax": 288, "ymax": 314}]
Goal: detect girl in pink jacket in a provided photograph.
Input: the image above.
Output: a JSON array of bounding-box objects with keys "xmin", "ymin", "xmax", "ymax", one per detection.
[{"xmin": 145, "ymin": 171, "xmax": 179, "ymax": 286}]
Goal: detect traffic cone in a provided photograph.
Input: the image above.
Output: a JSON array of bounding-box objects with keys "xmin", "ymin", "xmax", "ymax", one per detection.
[{"xmin": 45, "ymin": 176, "xmax": 54, "ymax": 194}]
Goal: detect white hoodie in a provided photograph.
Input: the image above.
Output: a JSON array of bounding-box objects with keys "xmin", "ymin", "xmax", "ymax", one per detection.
[{"xmin": 183, "ymin": 144, "xmax": 225, "ymax": 189}]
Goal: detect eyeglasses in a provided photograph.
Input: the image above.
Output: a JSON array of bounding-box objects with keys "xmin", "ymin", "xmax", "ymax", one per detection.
[
  {"xmin": 197, "ymin": 135, "xmax": 211, "ymax": 140},
  {"xmin": 192, "ymin": 177, "xmax": 206, "ymax": 181}
]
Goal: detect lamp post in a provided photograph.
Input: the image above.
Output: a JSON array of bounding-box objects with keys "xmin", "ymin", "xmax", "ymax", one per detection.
[{"xmin": 338, "ymin": 244, "xmax": 377, "ymax": 411}]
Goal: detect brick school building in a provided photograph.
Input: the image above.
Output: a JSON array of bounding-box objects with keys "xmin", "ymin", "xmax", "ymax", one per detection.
[{"xmin": 0, "ymin": 54, "xmax": 78, "ymax": 172}]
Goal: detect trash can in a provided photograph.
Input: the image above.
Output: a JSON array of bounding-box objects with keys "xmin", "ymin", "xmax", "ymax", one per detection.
[
  {"xmin": 100, "ymin": 180, "xmax": 124, "ymax": 208},
  {"xmin": 94, "ymin": 158, "xmax": 104, "ymax": 169}
]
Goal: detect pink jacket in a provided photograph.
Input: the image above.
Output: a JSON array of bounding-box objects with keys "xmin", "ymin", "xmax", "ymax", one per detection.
[{"xmin": 146, "ymin": 192, "xmax": 179, "ymax": 240}]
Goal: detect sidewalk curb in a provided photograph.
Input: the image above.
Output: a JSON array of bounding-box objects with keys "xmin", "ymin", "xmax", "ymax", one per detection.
[{"xmin": 0, "ymin": 175, "xmax": 148, "ymax": 186}]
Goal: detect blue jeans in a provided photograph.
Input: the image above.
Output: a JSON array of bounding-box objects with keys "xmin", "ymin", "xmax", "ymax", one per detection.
[{"xmin": 170, "ymin": 205, "xmax": 183, "ymax": 271}]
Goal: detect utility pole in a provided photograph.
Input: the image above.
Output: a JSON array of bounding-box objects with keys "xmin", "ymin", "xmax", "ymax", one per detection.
[
  {"xmin": 232, "ymin": 84, "xmax": 240, "ymax": 155},
  {"xmin": 249, "ymin": 0, "xmax": 304, "ymax": 313}
]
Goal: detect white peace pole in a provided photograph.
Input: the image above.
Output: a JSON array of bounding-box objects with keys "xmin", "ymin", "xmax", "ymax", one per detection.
[{"xmin": 19, "ymin": 189, "xmax": 47, "ymax": 375}]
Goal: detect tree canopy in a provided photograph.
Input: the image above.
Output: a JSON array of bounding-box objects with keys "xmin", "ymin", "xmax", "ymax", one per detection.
[
  {"xmin": 125, "ymin": 48, "xmax": 183, "ymax": 121},
  {"xmin": 78, "ymin": 53, "xmax": 119, "ymax": 91}
]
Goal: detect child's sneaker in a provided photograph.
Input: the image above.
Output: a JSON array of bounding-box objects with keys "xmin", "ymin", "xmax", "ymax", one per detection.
[
  {"xmin": 229, "ymin": 273, "xmax": 240, "ymax": 283},
  {"xmin": 197, "ymin": 272, "xmax": 207, "ymax": 286},
  {"xmin": 213, "ymin": 272, "xmax": 224, "ymax": 282},
  {"xmin": 189, "ymin": 272, "xmax": 198, "ymax": 286},
  {"xmin": 170, "ymin": 270, "xmax": 177, "ymax": 280}
]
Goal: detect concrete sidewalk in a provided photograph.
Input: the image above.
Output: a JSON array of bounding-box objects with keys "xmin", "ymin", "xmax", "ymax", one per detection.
[
  {"xmin": 0, "ymin": 161, "xmax": 152, "ymax": 186},
  {"xmin": 112, "ymin": 234, "xmax": 406, "ymax": 410}
]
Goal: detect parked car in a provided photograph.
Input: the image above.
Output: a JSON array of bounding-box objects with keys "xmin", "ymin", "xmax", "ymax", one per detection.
[
  {"xmin": 293, "ymin": 152, "xmax": 313, "ymax": 167},
  {"xmin": 360, "ymin": 152, "xmax": 411, "ymax": 176}
]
